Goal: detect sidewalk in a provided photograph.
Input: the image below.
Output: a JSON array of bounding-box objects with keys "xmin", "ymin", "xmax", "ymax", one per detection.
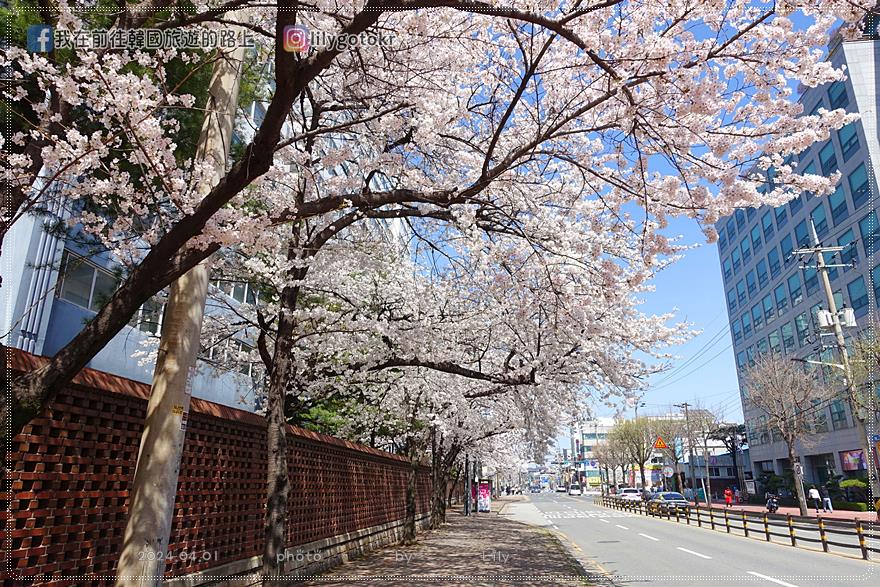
[
  {"xmin": 298, "ymin": 496, "xmax": 592, "ymax": 585},
  {"xmin": 695, "ymin": 499, "xmax": 877, "ymax": 521}
]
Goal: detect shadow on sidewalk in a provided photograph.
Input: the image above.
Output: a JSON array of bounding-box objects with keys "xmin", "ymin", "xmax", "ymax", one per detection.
[{"xmin": 295, "ymin": 509, "xmax": 595, "ymax": 586}]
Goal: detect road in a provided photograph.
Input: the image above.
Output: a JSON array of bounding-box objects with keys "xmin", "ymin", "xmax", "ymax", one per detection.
[{"xmin": 504, "ymin": 493, "xmax": 875, "ymax": 586}]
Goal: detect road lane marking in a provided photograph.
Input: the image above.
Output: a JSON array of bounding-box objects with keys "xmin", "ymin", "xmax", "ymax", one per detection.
[
  {"xmin": 599, "ymin": 519, "xmax": 610, "ymax": 524},
  {"xmin": 615, "ymin": 524, "xmax": 629, "ymax": 530},
  {"xmin": 747, "ymin": 572, "xmax": 801, "ymax": 587},
  {"xmin": 638, "ymin": 533, "xmax": 659, "ymax": 541},
  {"xmin": 676, "ymin": 547, "xmax": 711, "ymax": 559}
]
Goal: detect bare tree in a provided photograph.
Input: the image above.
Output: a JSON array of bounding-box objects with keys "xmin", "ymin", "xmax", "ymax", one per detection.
[
  {"xmin": 744, "ymin": 353, "xmax": 832, "ymax": 515},
  {"xmin": 609, "ymin": 418, "xmax": 655, "ymax": 490},
  {"xmin": 653, "ymin": 416, "xmax": 688, "ymax": 492}
]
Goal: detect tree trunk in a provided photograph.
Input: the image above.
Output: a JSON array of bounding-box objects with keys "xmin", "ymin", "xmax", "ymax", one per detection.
[
  {"xmin": 788, "ymin": 443, "xmax": 808, "ymax": 516},
  {"xmin": 403, "ymin": 454, "xmax": 418, "ymax": 544},
  {"xmin": 639, "ymin": 461, "xmax": 648, "ymax": 489}
]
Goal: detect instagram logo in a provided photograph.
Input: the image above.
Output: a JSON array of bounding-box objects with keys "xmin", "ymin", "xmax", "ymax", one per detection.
[{"xmin": 283, "ymin": 25, "xmax": 309, "ymax": 52}]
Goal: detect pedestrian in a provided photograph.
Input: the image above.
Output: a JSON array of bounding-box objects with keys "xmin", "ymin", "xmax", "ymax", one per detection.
[
  {"xmin": 819, "ymin": 486, "xmax": 833, "ymax": 513},
  {"xmin": 808, "ymin": 485, "xmax": 821, "ymax": 513},
  {"xmin": 734, "ymin": 487, "xmax": 741, "ymax": 504},
  {"xmin": 724, "ymin": 487, "xmax": 733, "ymax": 507}
]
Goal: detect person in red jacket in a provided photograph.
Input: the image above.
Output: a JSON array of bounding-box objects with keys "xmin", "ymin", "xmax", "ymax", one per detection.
[{"xmin": 724, "ymin": 487, "xmax": 733, "ymax": 508}]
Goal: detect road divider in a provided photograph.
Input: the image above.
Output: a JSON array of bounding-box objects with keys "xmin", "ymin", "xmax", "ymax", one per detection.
[{"xmin": 596, "ymin": 495, "xmax": 877, "ymax": 561}]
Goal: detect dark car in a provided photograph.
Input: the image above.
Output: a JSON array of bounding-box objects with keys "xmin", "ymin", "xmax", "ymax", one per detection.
[
  {"xmin": 648, "ymin": 492, "xmax": 690, "ymax": 514},
  {"xmin": 530, "ymin": 486, "xmax": 542, "ymax": 494}
]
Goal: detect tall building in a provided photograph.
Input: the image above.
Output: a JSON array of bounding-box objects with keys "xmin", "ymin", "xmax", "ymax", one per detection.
[{"xmin": 716, "ymin": 28, "xmax": 879, "ymax": 487}]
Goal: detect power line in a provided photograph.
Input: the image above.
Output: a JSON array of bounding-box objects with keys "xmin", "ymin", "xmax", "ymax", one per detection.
[
  {"xmin": 651, "ymin": 322, "xmax": 732, "ymax": 387},
  {"xmin": 650, "ymin": 341, "xmax": 734, "ymax": 391}
]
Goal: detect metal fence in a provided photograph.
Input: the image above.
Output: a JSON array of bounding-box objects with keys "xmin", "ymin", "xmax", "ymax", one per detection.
[{"xmin": 595, "ymin": 495, "xmax": 878, "ymax": 561}]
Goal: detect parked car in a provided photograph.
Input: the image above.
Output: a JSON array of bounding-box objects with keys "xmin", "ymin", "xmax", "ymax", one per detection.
[
  {"xmin": 556, "ymin": 485, "xmax": 568, "ymax": 493},
  {"xmin": 648, "ymin": 492, "xmax": 690, "ymax": 514},
  {"xmin": 530, "ymin": 486, "xmax": 542, "ymax": 494},
  {"xmin": 618, "ymin": 488, "xmax": 642, "ymax": 501},
  {"xmin": 568, "ymin": 483, "xmax": 583, "ymax": 496}
]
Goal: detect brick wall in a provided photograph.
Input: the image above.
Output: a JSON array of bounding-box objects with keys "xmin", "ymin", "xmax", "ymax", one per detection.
[{"xmin": 3, "ymin": 350, "xmax": 431, "ymax": 584}]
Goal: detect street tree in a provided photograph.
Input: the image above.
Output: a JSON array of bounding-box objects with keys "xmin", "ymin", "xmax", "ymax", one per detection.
[
  {"xmin": 709, "ymin": 423, "xmax": 748, "ymax": 495},
  {"xmin": 5, "ymin": 0, "xmax": 873, "ymax": 442},
  {"xmin": 743, "ymin": 353, "xmax": 832, "ymax": 515},
  {"xmin": 609, "ymin": 418, "xmax": 655, "ymax": 490}
]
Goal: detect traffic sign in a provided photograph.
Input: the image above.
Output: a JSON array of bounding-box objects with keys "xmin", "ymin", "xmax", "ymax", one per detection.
[
  {"xmin": 653, "ymin": 436, "xmax": 668, "ymax": 449},
  {"xmin": 662, "ymin": 465, "xmax": 675, "ymax": 478}
]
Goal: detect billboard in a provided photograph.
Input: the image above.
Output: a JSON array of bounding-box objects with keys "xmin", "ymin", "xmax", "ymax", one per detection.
[{"xmin": 839, "ymin": 449, "xmax": 867, "ymax": 471}]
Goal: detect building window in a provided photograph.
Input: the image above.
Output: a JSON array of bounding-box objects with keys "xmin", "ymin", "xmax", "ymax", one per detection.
[
  {"xmin": 794, "ymin": 219, "xmax": 809, "ymax": 248},
  {"xmin": 811, "ymin": 203, "xmax": 828, "ymax": 238},
  {"xmin": 781, "ymin": 322, "xmax": 795, "ymax": 352},
  {"xmin": 129, "ymin": 297, "xmax": 165, "ymax": 335},
  {"xmin": 751, "ymin": 225, "xmax": 762, "ymax": 253},
  {"xmin": 737, "ymin": 280, "xmax": 747, "ymax": 304},
  {"xmin": 719, "ymin": 227, "xmax": 728, "ymax": 253},
  {"xmin": 762, "ymin": 211, "xmax": 775, "ymax": 240},
  {"xmin": 737, "ymin": 350, "xmax": 747, "ymax": 369},
  {"xmin": 829, "ymin": 184, "xmax": 849, "ymax": 226},
  {"xmin": 813, "ymin": 399, "xmax": 829, "ymax": 433},
  {"xmin": 736, "ymin": 209, "xmax": 746, "ymax": 231},
  {"xmin": 756, "ymin": 259, "xmax": 769, "ymax": 289},
  {"xmin": 847, "ymin": 276, "xmax": 869, "ymax": 314},
  {"xmin": 756, "ymin": 337, "xmax": 768, "ymax": 354},
  {"xmin": 849, "ymin": 164, "xmax": 870, "ymax": 209},
  {"xmin": 774, "ymin": 283, "xmax": 788, "ymax": 314},
  {"xmin": 56, "ymin": 250, "xmax": 120, "ymax": 312},
  {"xmin": 828, "ymin": 80, "xmax": 849, "ymax": 110},
  {"xmin": 819, "ymin": 141, "xmax": 838, "ymax": 175},
  {"xmin": 830, "ymin": 400, "xmax": 849, "ymax": 430},
  {"xmin": 795, "ymin": 312, "xmax": 810, "ymax": 347},
  {"xmin": 768, "ymin": 330, "xmax": 781, "ymax": 353},
  {"xmin": 767, "ymin": 248, "xmax": 781, "ymax": 278},
  {"xmin": 780, "ymin": 234, "xmax": 794, "ymax": 264},
  {"xmin": 727, "ymin": 288, "xmax": 737, "ymax": 312},
  {"xmin": 837, "ymin": 123, "xmax": 860, "ymax": 162},
  {"xmin": 873, "ymin": 264, "xmax": 880, "ymax": 308},
  {"xmin": 732, "ymin": 247, "xmax": 742, "ymax": 274},
  {"xmin": 733, "ymin": 321, "xmax": 743, "ymax": 345},
  {"xmin": 203, "ymin": 336, "xmax": 259, "ymax": 378},
  {"xmin": 838, "ymin": 228, "xmax": 859, "ymax": 270},
  {"xmin": 762, "ymin": 294, "xmax": 775, "ymax": 324},
  {"xmin": 742, "ymin": 312, "xmax": 752, "ymax": 338},
  {"xmin": 726, "ymin": 217, "xmax": 737, "ymax": 239},
  {"xmin": 789, "ymin": 194, "xmax": 804, "ymax": 216},
  {"xmin": 741, "ymin": 236, "xmax": 751, "ymax": 263},
  {"xmin": 788, "ymin": 273, "xmax": 803, "ymax": 306},
  {"xmin": 752, "ymin": 304, "xmax": 764, "ymax": 332},
  {"xmin": 858, "ymin": 211, "xmax": 879, "ymax": 256},
  {"xmin": 213, "ymin": 279, "xmax": 258, "ymax": 305},
  {"xmin": 822, "ymin": 252, "xmax": 839, "ymax": 282},
  {"xmin": 746, "ymin": 270, "xmax": 757, "ymax": 296},
  {"xmin": 723, "ymin": 257, "xmax": 733, "ymax": 281},
  {"xmin": 804, "ymin": 265, "xmax": 819, "ymax": 297},
  {"xmin": 775, "ymin": 205, "xmax": 788, "ymax": 229}
]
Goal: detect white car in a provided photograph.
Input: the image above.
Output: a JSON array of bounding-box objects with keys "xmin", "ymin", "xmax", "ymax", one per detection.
[
  {"xmin": 568, "ymin": 483, "xmax": 583, "ymax": 496},
  {"xmin": 617, "ymin": 488, "xmax": 642, "ymax": 501},
  {"xmin": 555, "ymin": 485, "xmax": 568, "ymax": 493}
]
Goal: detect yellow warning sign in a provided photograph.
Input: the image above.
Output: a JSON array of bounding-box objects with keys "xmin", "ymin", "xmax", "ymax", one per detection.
[
  {"xmin": 653, "ymin": 436, "xmax": 668, "ymax": 449},
  {"xmin": 171, "ymin": 405, "xmax": 184, "ymax": 416}
]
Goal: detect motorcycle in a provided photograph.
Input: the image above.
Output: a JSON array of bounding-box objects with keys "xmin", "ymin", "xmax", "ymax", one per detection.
[{"xmin": 766, "ymin": 494, "xmax": 779, "ymax": 513}]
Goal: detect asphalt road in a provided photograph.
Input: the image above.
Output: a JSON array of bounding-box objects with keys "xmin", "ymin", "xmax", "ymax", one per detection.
[{"xmin": 518, "ymin": 493, "xmax": 875, "ymax": 587}]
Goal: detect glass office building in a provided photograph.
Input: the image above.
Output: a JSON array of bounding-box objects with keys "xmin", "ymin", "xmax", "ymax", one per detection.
[{"xmin": 715, "ymin": 31, "xmax": 878, "ymax": 486}]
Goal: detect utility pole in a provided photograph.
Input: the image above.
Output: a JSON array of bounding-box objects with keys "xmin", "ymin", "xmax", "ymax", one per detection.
[
  {"xmin": 115, "ymin": 37, "xmax": 246, "ymax": 587},
  {"xmin": 792, "ymin": 220, "xmax": 878, "ymax": 499},
  {"xmin": 675, "ymin": 402, "xmax": 697, "ymax": 499}
]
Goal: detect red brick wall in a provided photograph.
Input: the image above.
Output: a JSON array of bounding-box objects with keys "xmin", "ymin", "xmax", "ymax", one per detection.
[{"xmin": 4, "ymin": 350, "xmax": 431, "ymax": 584}]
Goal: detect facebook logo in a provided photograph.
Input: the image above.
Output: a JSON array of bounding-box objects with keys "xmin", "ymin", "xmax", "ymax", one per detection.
[{"xmin": 27, "ymin": 25, "xmax": 54, "ymax": 52}]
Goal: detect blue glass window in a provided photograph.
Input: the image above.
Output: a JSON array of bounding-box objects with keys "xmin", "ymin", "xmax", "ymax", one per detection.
[
  {"xmin": 733, "ymin": 321, "xmax": 743, "ymax": 344},
  {"xmin": 762, "ymin": 211, "xmax": 775, "ymax": 240},
  {"xmin": 780, "ymin": 234, "xmax": 794, "ymax": 263},
  {"xmin": 775, "ymin": 205, "xmax": 788, "ymax": 228},
  {"xmin": 732, "ymin": 247, "xmax": 742, "ymax": 274},
  {"xmin": 838, "ymin": 123, "xmax": 859, "ymax": 162},
  {"xmin": 768, "ymin": 330, "xmax": 781, "ymax": 353},
  {"xmin": 774, "ymin": 283, "xmax": 788, "ymax": 314},
  {"xmin": 858, "ymin": 211, "xmax": 879, "ymax": 256},
  {"xmin": 829, "ymin": 184, "xmax": 849, "ymax": 226},
  {"xmin": 794, "ymin": 219, "xmax": 810, "ymax": 247},
  {"xmin": 726, "ymin": 217, "xmax": 737, "ymax": 239},
  {"xmin": 781, "ymin": 322, "xmax": 796, "ymax": 351},
  {"xmin": 746, "ymin": 270, "xmax": 757, "ymax": 296},
  {"xmin": 736, "ymin": 209, "xmax": 746, "ymax": 231},
  {"xmin": 742, "ymin": 312, "xmax": 752, "ymax": 338},
  {"xmin": 741, "ymin": 236, "xmax": 751, "ymax": 262},
  {"xmin": 762, "ymin": 294, "xmax": 775, "ymax": 324},
  {"xmin": 723, "ymin": 257, "xmax": 733, "ymax": 281},
  {"xmin": 811, "ymin": 203, "xmax": 828, "ymax": 238},
  {"xmin": 788, "ymin": 273, "xmax": 803, "ymax": 306},
  {"xmin": 847, "ymin": 275, "xmax": 869, "ymax": 314},
  {"xmin": 819, "ymin": 141, "xmax": 838, "ymax": 175},
  {"xmin": 795, "ymin": 312, "xmax": 810, "ymax": 346},
  {"xmin": 839, "ymin": 228, "xmax": 859, "ymax": 270},
  {"xmin": 849, "ymin": 164, "xmax": 870, "ymax": 209},
  {"xmin": 727, "ymin": 288, "xmax": 737, "ymax": 312},
  {"xmin": 804, "ymin": 265, "xmax": 819, "ymax": 296},
  {"xmin": 718, "ymin": 227, "xmax": 728, "ymax": 253},
  {"xmin": 737, "ymin": 280, "xmax": 747, "ymax": 304},
  {"xmin": 751, "ymin": 225, "xmax": 762, "ymax": 253},
  {"xmin": 872, "ymin": 265, "xmax": 880, "ymax": 308},
  {"xmin": 756, "ymin": 259, "xmax": 769, "ymax": 289},
  {"xmin": 828, "ymin": 80, "xmax": 849, "ymax": 110},
  {"xmin": 767, "ymin": 248, "xmax": 781, "ymax": 278},
  {"xmin": 752, "ymin": 304, "xmax": 764, "ymax": 332},
  {"xmin": 789, "ymin": 194, "xmax": 804, "ymax": 216}
]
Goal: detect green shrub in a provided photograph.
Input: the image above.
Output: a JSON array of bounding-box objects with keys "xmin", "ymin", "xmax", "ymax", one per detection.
[{"xmin": 831, "ymin": 501, "xmax": 868, "ymax": 512}]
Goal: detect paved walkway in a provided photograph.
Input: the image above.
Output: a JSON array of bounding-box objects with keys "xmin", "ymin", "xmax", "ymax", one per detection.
[{"xmin": 299, "ymin": 497, "xmax": 594, "ymax": 585}]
